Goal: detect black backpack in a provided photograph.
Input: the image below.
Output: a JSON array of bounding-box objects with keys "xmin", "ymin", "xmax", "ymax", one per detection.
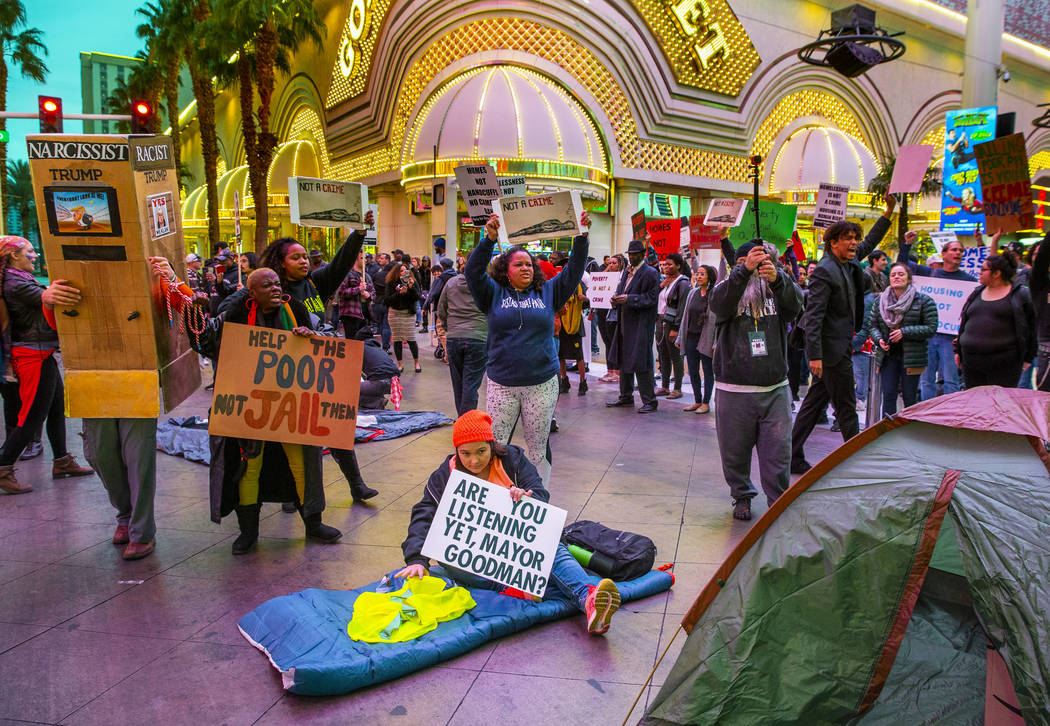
[{"xmin": 561, "ymin": 521, "xmax": 656, "ymax": 581}]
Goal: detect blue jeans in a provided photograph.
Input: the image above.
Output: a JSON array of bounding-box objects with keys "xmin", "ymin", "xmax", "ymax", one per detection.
[
  {"xmin": 879, "ymin": 354, "xmax": 920, "ymax": 416},
  {"xmin": 920, "ymin": 333, "xmax": 960, "ymax": 400},
  {"xmin": 446, "ymin": 337, "xmax": 488, "ymax": 415},
  {"xmin": 682, "ymin": 335, "xmax": 713, "ymax": 404},
  {"xmin": 442, "ymin": 542, "xmax": 593, "ymax": 608},
  {"xmin": 372, "ymin": 302, "xmax": 392, "ymax": 350},
  {"xmin": 853, "ymin": 353, "xmax": 871, "ymax": 401}
]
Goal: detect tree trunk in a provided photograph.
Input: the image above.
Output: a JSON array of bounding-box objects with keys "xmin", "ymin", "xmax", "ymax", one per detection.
[
  {"xmin": 253, "ymin": 18, "xmax": 280, "ymax": 253},
  {"xmin": 164, "ymin": 55, "xmax": 181, "ymax": 180},
  {"xmin": 190, "ymin": 66, "xmax": 221, "ymax": 251},
  {"xmin": 237, "ymin": 54, "xmax": 266, "ymax": 251},
  {"xmin": 0, "ymin": 57, "xmax": 9, "ymax": 231}
]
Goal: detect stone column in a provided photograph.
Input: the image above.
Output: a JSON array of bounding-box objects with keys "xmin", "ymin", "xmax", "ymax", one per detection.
[{"xmin": 961, "ymin": 0, "xmax": 1005, "ymax": 108}]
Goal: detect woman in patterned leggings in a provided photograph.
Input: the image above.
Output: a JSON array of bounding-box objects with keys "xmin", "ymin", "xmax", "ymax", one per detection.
[{"xmin": 463, "ymin": 212, "xmax": 590, "ymax": 485}]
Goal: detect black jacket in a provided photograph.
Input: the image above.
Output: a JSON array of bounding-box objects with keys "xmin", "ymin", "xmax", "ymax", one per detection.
[
  {"xmin": 2, "ymin": 268, "xmax": 58, "ymax": 350},
  {"xmin": 401, "ymin": 445, "xmax": 548, "ymax": 568},
  {"xmin": 956, "ymin": 282, "xmax": 1037, "ymax": 365},
  {"xmin": 385, "ymin": 278, "xmax": 423, "ymax": 311},
  {"xmin": 801, "ymin": 216, "xmax": 891, "ymax": 363},
  {"xmin": 428, "ymin": 269, "xmax": 457, "ymax": 312},
  {"xmin": 609, "ymin": 263, "xmax": 660, "ymax": 373}
]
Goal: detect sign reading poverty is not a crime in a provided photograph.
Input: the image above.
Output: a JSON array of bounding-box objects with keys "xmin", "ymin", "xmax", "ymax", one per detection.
[
  {"xmin": 492, "ymin": 190, "xmax": 585, "ymax": 246},
  {"xmin": 209, "ymin": 323, "xmax": 363, "ymax": 449},
  {"xmin": 289, "ymin": 176, "xmax": 369, "ymax": 229},
  {"xmin": 587, "ymin": 272, "xmax": 618, "ymax": 309},
  {"xmin": 421, "ymin": 472, "xmax": 567, "ymax": 598},
  {"xmin": 914, "ymin": 275, "xmax": 977, "ymax": 335}
]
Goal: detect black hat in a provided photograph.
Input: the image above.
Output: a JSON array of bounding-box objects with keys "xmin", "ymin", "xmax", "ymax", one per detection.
[
  {"xmin": 627, "ymin": 240, "xmax": 645, "ymax": 254},
  {"xmin": 734, "ymin": 240, "xmax": 762, "ymax": 262}
]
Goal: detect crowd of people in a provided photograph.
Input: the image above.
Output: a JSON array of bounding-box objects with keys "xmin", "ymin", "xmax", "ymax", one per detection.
[{"xmin": 1, "ymin": 201, "xmax": 1046, "ymax": 622}]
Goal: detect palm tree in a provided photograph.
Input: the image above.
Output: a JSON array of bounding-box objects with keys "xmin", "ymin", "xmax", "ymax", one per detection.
[
  {"xmin": 217, "ymin": 0, "xmax": 324, "ymax": 250},
  {"xmin": 136, "ymin": 0, "xmax": 183, "ymax": 177},
  {"xmin": 867, "ymin": 155, "xmax": 943, "ymax": 245},
  {"xmin": 103, "ymin": 55, "xmax": 162, "ymax": 133},
  {"xmin": 7, "ymin": 159, "xmax": 41, "ymax": 270},
  {"xmin": 0, "ymin": 0, "xmax": 47, "ymax": 225}
]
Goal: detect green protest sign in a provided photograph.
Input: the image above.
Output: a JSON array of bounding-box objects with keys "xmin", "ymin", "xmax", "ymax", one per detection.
[{"xmin": 728, "ymin": 200, "xmax": 798, "ymax": 252}]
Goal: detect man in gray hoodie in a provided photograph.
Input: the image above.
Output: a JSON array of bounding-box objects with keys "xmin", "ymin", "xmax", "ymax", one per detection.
[{"xmin": 438, "ymin": 272, "xmax": 488, "ymax": 414}]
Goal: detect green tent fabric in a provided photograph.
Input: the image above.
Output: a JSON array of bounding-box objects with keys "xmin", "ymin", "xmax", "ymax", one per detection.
[{"xmin": 643, "ymin": 388, "xmax": 1050, "ymax": 726}]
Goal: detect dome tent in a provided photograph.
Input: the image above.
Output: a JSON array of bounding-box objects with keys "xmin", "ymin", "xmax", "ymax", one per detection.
[{"xmin": 642, "ymin": 388, "xmax": 1050, "ymax": 726}]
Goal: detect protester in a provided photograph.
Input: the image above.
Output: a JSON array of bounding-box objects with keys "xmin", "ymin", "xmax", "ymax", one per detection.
[
  {"xmin": 605, "ymin": 240, "xmax": 660, "ymax": 413},
  {"xmin": 709, "ymin": 242, "xmax": 803, "ymax": 520},
  {"xmin": 791, "ymin": 195, "xmax": 895, "ymax": 474},
  {"xmin": 596, "ymin": 254, "xmax": 624, "ymax": 384},
  {"xmin": 185, "ymin": 253, "xmax": 209, "ymax": 293},
  {"xmin": 385, "ymin": 262, "xmax": 424, "ymax": 373},
  {"xmin": 654, "ymin": 253, "xmax": 690, "ymax": 400},
  {"xmin": 437, "ymin": 272, "xmax": 488, "ymax": 415},
  {"xmin": 677, "ymin": 264, "xmax": 717, "ymax": 413},
  {"xmin": 335, "ymin": 254, "xmax": 374, "ymax": 340},
  {"xmin": 396, "ymin": 410, "xmax": 621, "ymax": 635},
  {"xmin": 418, "ymin": 256, "xmax": 433, "ymax": 330},
  {"xmin": 0, "ymin": 237, "xmax": 94, "ymax": 495},
  {"xmin": 556, "ymin": 280, "xmax": 588, "ymax": 396},
  {"xmin": 218, "ymin": 214, "xmax": 377, "ymax": 504},
  {"xmin": 865, "ymin": 250, "xmax": 889, "ymax": 293},
  {"xmin": 309, "ymin": 249, "xmax": 327, "ymax": 274},
  {"xmin": 869, "ymin": 263, "xmax": 938, "ymax": 416},
  {"xmin": 897, "ymin": 230, "xmax": 974, "ymax": 399},
  {"xmin": 370, "ymin": 252, "xmax": 393, "ymax": 351},
  {"xmin": 465, "ymin": 212, "xmax": 590, "ymax": 484},
  {"xmin": 955, "ymin": 254, "xmax": 1036, "ymax": 388}
]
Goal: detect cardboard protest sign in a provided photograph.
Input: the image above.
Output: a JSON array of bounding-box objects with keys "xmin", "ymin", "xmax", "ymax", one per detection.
[
  {"xmin": 889, "ymin": 145, "xmax": 936, "ymax": 194},
  {"xmin": 973, "ymin": 133, "xmax": 1035, "ymax": 234},
  {"xmin": 813, "ymin": 183, "xmax": 850, "ymax": 229},
  {"xmin": 498, "ymin": 176, "xmax": 527, "ymax": 198},
  {"xmin": 289, "ymin": 177, "xmax": 369, "ymax": 229},
  {"xmin": 587, "ymin": 271, "xmax": 619, "ymax": 309},
  {"xmin": 914, "ymin": 276, "xmax": 978, "ymax": 335},
  {"xmin": 209, "ymin": 323, "xmax": 363, "ymax": 449},
  {"xmin": 421, "ymin": 471, "xmax": 567, "ymax": 598},
  {"xmin": 728, "ymin": 200, "xmax": 798, "ymax": 252},
  {"xmin": 941, "ymin": 106, "xmax": 996, "ymax": 233},
  {"xmin": 492, "ymin": 190, "xmax": 584, "ymax": 246},
  {"xmin": 929, "ymin": 230, "xmax": 957, "ymax": 251},
  {"xmin": 631, "ymin": 210, "xmax": 646, "ymax": 240},
  {"xmin": 958, "ymin": 245, "xmax": 988, "ymax": 279},
  {"xmin": 689, "ymin": 216, "xmax": 721, "ymax": 250},
  {"xmin": 703, "ymin": 198, "xmax": 748, "ymax": 227},
  {"xmin": 454, "ymin": 163, "xmax": 501, "ymax": 226},
  {"xmin": 646, "ymin": 218, "xmax": 680, "ymax": 258}
]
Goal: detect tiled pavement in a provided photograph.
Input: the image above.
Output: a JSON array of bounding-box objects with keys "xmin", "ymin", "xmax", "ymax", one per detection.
[{"xmin": 0, "ymin": 346, "xmax": 840, "ymax": 725}]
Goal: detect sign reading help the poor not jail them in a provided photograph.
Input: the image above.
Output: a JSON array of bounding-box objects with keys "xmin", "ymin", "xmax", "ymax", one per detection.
[
  {"xmin": 209, "ymin": 323, "xmax": 363, "ymax": 449},
  {"xmin": 422, "ymin": 471, "xmax": 567, "ymax": 598}
]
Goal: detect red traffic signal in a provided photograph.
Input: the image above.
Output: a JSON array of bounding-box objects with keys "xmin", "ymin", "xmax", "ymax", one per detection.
[
  {"xmin": 38, "ymin": 95, "xmax": 63, "ymax": 133},
  {"xmin": 130, "ymin": 100, "xmax": 154, "ymax": 134}
]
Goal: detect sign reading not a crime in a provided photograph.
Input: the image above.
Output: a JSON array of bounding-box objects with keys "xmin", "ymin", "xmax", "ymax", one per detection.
[
  {"xmin": 289, "ymin": 176, "xmax": 369, "ymax": 229},
  {"xmin": 209, "ymin": 322, "xmax": 363, "ymax": 449},
  {"xmin": 587, "ymin": 271, "xmax": 618, "ymax": 309},
  {"xmin": 421, "ymin": 471, "xmax": 567, "ymax": 598},
  {"xmin": 914, "ymin": 275, "xmax": 977, "ymax": 335}
]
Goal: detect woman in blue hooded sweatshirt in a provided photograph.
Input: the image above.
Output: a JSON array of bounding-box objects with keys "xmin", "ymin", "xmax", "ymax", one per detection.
[{"xmin": 464, "ymin": 211, "xmax": 590, "ymax": 485}]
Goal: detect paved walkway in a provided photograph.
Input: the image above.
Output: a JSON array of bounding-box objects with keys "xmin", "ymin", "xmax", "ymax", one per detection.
[{"xmin": 0, "ymin": 346, "xmax": 840, "ymax": 725}]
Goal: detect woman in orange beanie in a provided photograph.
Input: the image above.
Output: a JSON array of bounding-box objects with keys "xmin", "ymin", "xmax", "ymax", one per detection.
[{"xmin": 397, "ymin": 410, "xmax": 621, "ymax": 635}]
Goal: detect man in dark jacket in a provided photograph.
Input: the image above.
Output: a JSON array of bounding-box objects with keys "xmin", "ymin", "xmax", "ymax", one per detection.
[
  {"xmin": 370, "ymin": 252, "xmax": 393, "ymax": 351},
  {"xmin": 790, "ymin": 195, "xmax": 895, "ymax": 473},
  {"xmin": 710, "ymin": 241, "xmax": 803, "ymax": 520},
  {"xmin": 606, "ymin": 240, "xmax": 660, "ymax": 413}
]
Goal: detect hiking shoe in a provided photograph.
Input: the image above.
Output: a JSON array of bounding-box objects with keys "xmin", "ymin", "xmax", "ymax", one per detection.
[
  {"xmin": 733, "ymin": 499, "xmax": 752, "ymax": 521},
  {"xmin": 559, "ymin": 376, "xmax": 570, "ymax": 394},
  {"xmin": 52, "ymin": 454, "xmax": 93, "ymax": 479},
  {"xmin": 578, "ymin": 379, "xmax": 588, "ymax": 396},
  {"xmin": 0, "ymin": 465, "xmax": 31, "ymax": 494},
  {"xmin": 584, "ymin": 578, "xmax": 621, "ymax": 635}
]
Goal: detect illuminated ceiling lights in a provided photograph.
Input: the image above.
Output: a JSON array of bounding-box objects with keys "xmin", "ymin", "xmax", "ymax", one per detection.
[{"xmin": 797, "ymin": 4, "xmax": 906, "ymax": 77}]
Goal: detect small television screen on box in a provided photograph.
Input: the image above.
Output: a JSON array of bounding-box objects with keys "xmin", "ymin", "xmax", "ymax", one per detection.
[{"xmin": 43, "ymin": 186, "xmax": 122, "ymax": 237}]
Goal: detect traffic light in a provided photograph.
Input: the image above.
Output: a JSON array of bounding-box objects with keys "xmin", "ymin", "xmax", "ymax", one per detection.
[
  {"xmin": 38, "ymin": 95, "xmax": 63, "ymax": 133},
  {"xmin": 130, "ymin": 100, "xmax": 154, "ymax": 134}
]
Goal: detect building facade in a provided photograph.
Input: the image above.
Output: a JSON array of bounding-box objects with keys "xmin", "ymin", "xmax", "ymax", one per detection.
[
  {"xmin": 176, "ymin": 0, "xmax": 1050, "ymax": 261},
  {"xmin": 79, "ymin": 52, "xmax": 142, "ymax": 134}
]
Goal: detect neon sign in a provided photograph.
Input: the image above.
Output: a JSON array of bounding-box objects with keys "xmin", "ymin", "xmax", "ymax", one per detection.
[{"xmin": 666, "ymin": 0, "xmax": 731, "ymax": 71}]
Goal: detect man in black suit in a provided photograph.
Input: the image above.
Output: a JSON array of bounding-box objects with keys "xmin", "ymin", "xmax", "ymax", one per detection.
[
  {"xmin": 790, "ymin": 195, "xmax": 896, "ymax": 473},
  {"xmin": 606, "ymin": 240, "xmax": 661, "ymax": 413}
]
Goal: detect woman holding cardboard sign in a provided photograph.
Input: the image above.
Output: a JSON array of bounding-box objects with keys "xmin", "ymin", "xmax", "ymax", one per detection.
[
  {"xmin": 397, "ymin": 410, "xmax": 621, "ymax": 635},
  {"xmin": 464, "ymin": 211, "xmax": 590, "ymax": 486}
]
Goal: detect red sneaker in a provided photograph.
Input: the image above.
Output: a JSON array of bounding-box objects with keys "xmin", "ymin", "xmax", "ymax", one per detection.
[
  {"xmin": 112, "ymin": 525, "xmax": 130, "ymax": 545},
  {"xmin": 584, "ymin": 578, "xmax": 621, "ymax": 635},
  {"xmin": 122, "ymin": 541, "xmax": 155, "ymax": 560}
]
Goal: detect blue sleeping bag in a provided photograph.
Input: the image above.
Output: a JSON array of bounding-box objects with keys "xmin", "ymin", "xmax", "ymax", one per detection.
[{"xmin": 238, "ymin": 566, "xmax": 674, "ymax": 696}]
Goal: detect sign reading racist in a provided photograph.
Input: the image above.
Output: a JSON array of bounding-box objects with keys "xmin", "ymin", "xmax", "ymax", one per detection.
[
  {"xmin": 973, "ymin": 133, "xmax": 1035, "ymax": 234},
  {"xmin": 454, "ymin": 163, "xmax": 501, "ymax": 226},
  {"xmin": 289, "ymin": 176, "xmax": 369, "ymax": 229},
  {"xmin": 587, "ymin": 271, "xmax": 618, "ymax": 309},
  {"xmin": 492, "ymin": 190, "xmax": 585, "ymax": 246},
  {"xmin": 209, "ymin": 323, "xmax": 363, "ymax": 449},
  {"xmin": 421, "ymin": 471, "xmax": 567, "ymax": 598},
  {"xmin": 914, "ymin": 275, "xmax": 977, "ymax": 335},
  {"xmin": 813, "ymin": 182, "xmax": 850, "ymax": 229}
]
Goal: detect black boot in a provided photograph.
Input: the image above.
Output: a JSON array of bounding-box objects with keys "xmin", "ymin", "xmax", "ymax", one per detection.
[
  {"xmin": 350, "ymin": 479, "xmax": 379, "ymax": 502},
  {"xmin": 232, "ymin": 504, "xmax": 261, "ymax": 555},
  {"xmin": 559, "ymin": 376, "xmax": 570, "ymax": 394},
  {"xmin": 301, "ymin": 510, "xmax": 342, "ymax": 543}
]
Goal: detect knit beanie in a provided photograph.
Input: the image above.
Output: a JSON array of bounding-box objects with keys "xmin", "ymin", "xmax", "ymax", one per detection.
[{"xmin": 453, "ymin": 410, "xmax": 494, "ymax": 447}]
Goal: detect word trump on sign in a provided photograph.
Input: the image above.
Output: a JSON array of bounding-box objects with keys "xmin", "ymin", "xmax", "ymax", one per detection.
[
  {"xmin": 422, "ymin": 472, "xmax": 567, "ymax": 598},
  {"xmin": 209, "ymin": 323, "xmax": 363, "ymax": 449}
]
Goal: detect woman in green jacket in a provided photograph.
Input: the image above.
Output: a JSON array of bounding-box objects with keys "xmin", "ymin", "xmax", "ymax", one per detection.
[{"xmin": 869, "ymin": 263, "xmax": 938, "ymax": 416}]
